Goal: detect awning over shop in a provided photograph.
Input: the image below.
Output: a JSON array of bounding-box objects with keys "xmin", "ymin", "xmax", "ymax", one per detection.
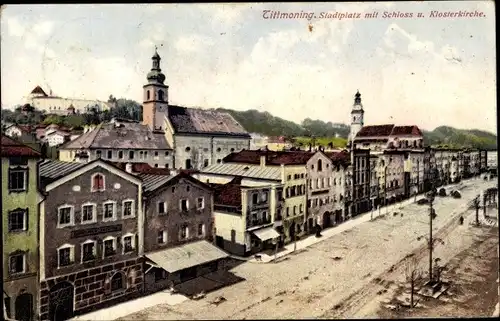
[
  {"xmin": 252, "ymin": 227, "xmax": 280, "ymax": 241},
  {"xmin": 145, "ymin": 240, "xmax": 229, "ymax": 273}
]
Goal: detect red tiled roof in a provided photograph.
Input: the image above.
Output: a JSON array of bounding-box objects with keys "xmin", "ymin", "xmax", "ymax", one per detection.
[
  {"xmin": 211, "ymin": 177, "xmax": 243, "ymax": 207},
  {"xmin": 110, "ymin": 162, "xmax": 171, "ymax": 175},
  {"xmin": 324, "ymin": 151, "xmax": 350, "ymax": 165},
  {"xmin": 356, "ymin": 124, "xmax": 394, "ymax": 137},
  {"xmin": 223, "ymin": 150, "xmax": 314, "ymax": 165},
  {"xmin": 30, "ymin": 85, "xmax": 48, "ymax": 96},
  {"xmin": 1, "ymin": 135, "xmax": 41, "ymax": 157},
  {"xmin": 391, "ymin": 125, "xmax": 423, "ymax": 136}
]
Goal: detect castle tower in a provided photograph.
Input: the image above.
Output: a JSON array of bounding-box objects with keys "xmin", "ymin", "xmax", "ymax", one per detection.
[
  {"xmin": 349, "ymin": 90, "xmax": 364, "ymax": 143},
  {"xmin": 142, "ymin": 48, "xmax": 169, "ymax": 131}
]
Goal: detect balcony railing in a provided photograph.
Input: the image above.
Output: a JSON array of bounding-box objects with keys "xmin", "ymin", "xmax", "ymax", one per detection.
[
  {"xmin": 214, "ymin": 205, "xmax": 242, "ymax": 214},
  {"xmin": 247, "ymin": 217, "xmax": 272, "ymax": 228}
]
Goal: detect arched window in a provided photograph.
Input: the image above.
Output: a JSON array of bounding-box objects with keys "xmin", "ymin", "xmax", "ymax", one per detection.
[
  {"xmin": 158, "ymin": 90, "xmax": 164, "ymax": 101},
  {"xmin": 110, "ymin": 272, "xmax": 125, "ymax": 291},
  {"xmin": 317, "ymin": 159, "xmax": 323, "ymax": 171},
  {"xmin": 146, "ymin": 90, "xmax": 150, "ymax": 100},
  {"xmin": 91, "ymin": 173, "xmax": 105, "ymax": 192}
]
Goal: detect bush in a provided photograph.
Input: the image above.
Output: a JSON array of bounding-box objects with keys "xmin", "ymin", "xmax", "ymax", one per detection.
[{"xmin": 438, "ymin": 188, "xmax": 447, "ymax": 197}]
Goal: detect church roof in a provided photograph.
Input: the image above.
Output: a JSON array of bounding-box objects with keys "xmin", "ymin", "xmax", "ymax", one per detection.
[
  {"xmin": 222, "ymin": 149, "xmax": 315, "ymax": 165},
  {"xmin": 354, "ymin": 124, "xmax": 423, "ymax": 139},
  {"xmin": 166, "ymin": 105, "xmax": 250, "ymax": 138},
  {"xmin": 60, "ymin": 122, "xmax": 171, "ymax": 150},
  {"xmin": 30, "ymin": 85, "xmax": 48, "ymax": 96}
]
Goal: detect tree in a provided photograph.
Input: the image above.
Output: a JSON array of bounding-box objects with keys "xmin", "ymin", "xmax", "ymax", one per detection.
[
  {"xmin": 404, "ymin": 253, "xmax": 422, "ymax": 308},
  {"xmin": 43, "ymin": 115, "xmax": 64, "ymax": 126}
]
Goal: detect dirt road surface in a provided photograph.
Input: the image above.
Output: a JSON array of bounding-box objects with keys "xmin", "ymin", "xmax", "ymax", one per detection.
[{"xmin": 119, "ymin": 179, "xmax": 497, "ymax": 320}]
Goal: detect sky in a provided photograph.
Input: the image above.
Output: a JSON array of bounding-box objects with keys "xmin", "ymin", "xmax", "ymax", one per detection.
[{"xmin": 1, "ymin": 2, "xmax": 496, "ymax": 133}]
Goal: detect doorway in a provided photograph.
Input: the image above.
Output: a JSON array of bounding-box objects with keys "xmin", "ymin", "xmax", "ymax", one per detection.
[
  {"xmin": 15, "ymin": 293, "xmax": 33, "ymax": 321},
  {"xmin": 322, "ymin": 212, "xmax": 331, "ymax": 228},
  {"xmin": 49, "ymin": 281, "xmax": 74, "ymax": 321}
]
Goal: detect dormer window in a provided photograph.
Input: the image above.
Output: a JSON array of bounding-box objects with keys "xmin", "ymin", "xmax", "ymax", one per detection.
[{"xmin": 91, "ymin": 173, "xmax": 105, "ymax": 192}]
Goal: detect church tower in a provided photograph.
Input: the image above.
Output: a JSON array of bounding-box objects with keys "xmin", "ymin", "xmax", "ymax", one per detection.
[
  {"xmin": 142, "ymin": 48, "xmax": 169, "ymax": 131},
  {"xmin": 349, "ymin": 90, "xmax": 364, "ymax": 143}
]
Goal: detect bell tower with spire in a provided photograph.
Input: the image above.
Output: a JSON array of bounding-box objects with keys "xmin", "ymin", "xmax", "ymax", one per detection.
[
  {"xmin": 349, "ymin": 90, "xmax": 364, "ymax": 144},
  {"xmin": 142, "ymin": 47, "xmax": 169, "ymax": 131}
]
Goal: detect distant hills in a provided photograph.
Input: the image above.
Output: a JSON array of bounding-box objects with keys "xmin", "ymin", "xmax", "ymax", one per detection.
[
  {"xmin": 214, "ymin": 108, "xmax": 497, "ymax": 150},
  {"xmin": 2, "ymin": 102, "xmax": 496, "ymax": 150}
]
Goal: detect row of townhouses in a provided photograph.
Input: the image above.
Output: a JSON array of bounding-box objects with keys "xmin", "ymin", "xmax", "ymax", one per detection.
[
  {"xmin": 2, "ymin": 135, "xmax": 230, "ymax": 321},
  {"xmin": 3, "ymin": 134, "xmax": 489, "ymax": 321}
]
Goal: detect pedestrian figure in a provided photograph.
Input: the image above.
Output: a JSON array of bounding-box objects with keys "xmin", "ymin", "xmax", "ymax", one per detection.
[{"xmin": 459, "ymin": 216, "xmax": 464, "ymax": 225}]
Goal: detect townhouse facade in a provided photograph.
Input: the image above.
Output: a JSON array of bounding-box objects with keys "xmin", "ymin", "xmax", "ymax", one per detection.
[
  {"xmin": 37, "ymin": 159, "xmax": 144, "ymax": 321},
  {"xmin": 2, "ymin": 136, "xmax": 42, "ymax": 321},
  {"xmin": 140, "ymin": 172, "xmax": 228, "ymax": 293},
  {"xmin": 350, "ymin": 149, "xmax": 371, "ymax": 216},
  {"xmin": 211, "ymin": 177, "xmax": 283, "ymax": 256}
]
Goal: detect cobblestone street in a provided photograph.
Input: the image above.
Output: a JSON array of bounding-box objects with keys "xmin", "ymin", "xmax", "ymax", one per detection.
[{"xmin": 115, "ymin": 178, "xmax": 496, "ymax": 320}]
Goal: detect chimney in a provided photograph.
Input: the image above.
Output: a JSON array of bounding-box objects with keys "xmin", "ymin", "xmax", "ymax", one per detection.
[
  {"xmin": 260, "ymin": 155, "xmax": 266, "ymax": 167},
  {"xmin": 125, "ymin": 163, "xmax": 133, "ymax": 174}
]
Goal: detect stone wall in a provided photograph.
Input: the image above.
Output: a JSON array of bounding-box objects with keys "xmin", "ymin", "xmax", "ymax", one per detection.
[{"xmin": 39, "ymin": 258, "xmax": 143, "ymax": 320}]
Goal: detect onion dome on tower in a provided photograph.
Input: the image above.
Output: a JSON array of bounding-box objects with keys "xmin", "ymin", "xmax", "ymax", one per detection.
[{"xmin": 146, "ymin": 48, "xmax": 166, "ymax": 85}]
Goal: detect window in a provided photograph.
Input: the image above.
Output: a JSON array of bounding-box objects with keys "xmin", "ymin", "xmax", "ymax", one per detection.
[
  {"xmin": 293, "ymin": 205, "xmax": 297, "ymax": 215},
  {"xmin": 197, "ymin": 197, "xmax": 205, "ymax": 209},
  {"xmin": 96, "ymin": 150, "xmax": 102, "ymax": 158},
  {"xmin": 82, "ymin": 241, "xmax": 96, "ymax": 262},
  {"xmin": 186, "ymin": 185, "xmax": 191, "ymax": 192},
  {"xmin": 146, "ymin": 90, "xmax": 150, "ymax": 100},
  {"xmin": 299, "ymin": 204, "xmax": 303, "ymax": 213},
  {"xmin": 58, "ymin": 206, "xmax": 74, "ymax": 227},
  {"xmin": 110, "ymin": 272, "xmax": 124, "ymax": 291},
  {"xmin": 230, "ymin": 148, "xmax": 235, "ymax": 152},
  {"xmin": 58, "ymin": 245, "xmax": 73, "ymax": 267},
  {"xmin": 103, "ymin": 237, "xmax": 116, "ymax": 257},
  {"xmin": 180, "ymin": 225, "xmax": 189, "ymax": 239},
  {"xmin": 9, "ymin": 253, "xmax": 25, "ymax": 274},
  {"xmin": 122, "ymin": 200, "xmax": 134, "ymax": 218},
  {"xmin": 157, "ymin": 231, "xmax": 167, "ymax": 244},
  {"xmin": 8, "ymin": 168, "xmax": 27, "ymax": 192},
  {"xmin": 252, "ymin": 193, "xmax": 258, "ymax": 204},
  {"xmin": 165, "ymin": 151, "xmax": 169, "ymax": 156},
  {"xmin": 216, "ymin": 148, "xmax": 221, "ymax": 152},
  {"xmin": 180, "ymin": 199, "xmax": 189, "ymax": 211},
  {"xmin": 185, "ymin": 147, "xmax": 191, "ymax": 152},
  {"xmin": 8, "ymin": 209, "xmax": 27, "ymax": 232},
  {"xmin": 198, "ymin": 223, "xmax": 205, "ymax": 236},
  {"xmin": 217, "ymin": 159, "xmax": 222, "ymax": 164},
  {"xmin": 81, "ymin": 204, "xmax": 96, "ymax": 223},
  {"xmin": 154, "ymin": 151, "xmax": 159, "ymax": 157},
  {"xmin": 123, "ymin": 235, "xmax": 134, "ymax": 253},
  {"xmin": 103, "ymin": 202, "xmax": 116, "ymax": 221},
  {"xmin": 91, "ymin": 173, "xmax": 105, "ymax": 192},
  {"xmin": 185, "ymin": 159, "xmax": 192, "ymax": 169},
  {"xmin": 287, "ymin": 175, "xmax": 292, "ymax": 180},
  {"xmin": 129, "ymin": 151, "xmax": 134, "ymax": 159},
  {"xmin": 158, "ymin": 201, "xmax": 166, "ymax": 214},
  {"xmin": 158, "ymin": 90, "xmax": 164, "ymax": 101},
  {"xmin": 261, "ymin": 192, "xmax": 268, "ymax": 202},
  {"xmin": 204, "ymin": 159, "xmax": 209, "ymax": 167},
  {"xmin": 107, "ymin": 150, "xmax": 112, "ymax": 159},
  {"xmin": 286, "ymin": 207, "xmax": 290, "ymax": 217},
  {"xmin": 317, "ymin": 159, "xmax": 323, "ymax": 171},
  {"xmin": 172, "ymin": 187, "xmax": 176, "ymax": 193},
  {"xmin": 118, "ymin": 151, "xmax": 123, "ymax": 159}
]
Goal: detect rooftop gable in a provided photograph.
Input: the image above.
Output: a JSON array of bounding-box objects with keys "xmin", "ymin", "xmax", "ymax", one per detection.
[
  {"xmin": 0, "ymin": 135, "xmax": 41, "ymax": 157},
  {"xmin": 355, "ymin": 124, "xmax": 395, "ymax": 138}
]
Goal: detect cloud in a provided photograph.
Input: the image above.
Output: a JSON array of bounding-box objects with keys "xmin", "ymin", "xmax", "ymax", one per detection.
[{"xmin": 174, "ymin": 34, "xmax": 215, "ymax": 53}]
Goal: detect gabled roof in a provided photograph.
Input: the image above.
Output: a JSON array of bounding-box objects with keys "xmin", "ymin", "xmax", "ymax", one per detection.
[
  {"xmin": 60, "ymin": 122, "xmax": 171, "ymax": 150},
  {"xmin": 30, "ymin": 85, "xmax": 48, "ymax": 96},
  {"xmin": 167, "ymin": 105, "xmax": 250, "ymax": 138},
  {"xmin": 1, "ymin": 135, "xmax": 41, "ymax": 157},
  {"xmin": 210, "ymin": 177, "xmax": 244, "ymax": 207},
  {"xmin": 39, "ymin": 158, "xmax": 142, "ymax": 191},
  {"xmin": 110, "ymin": 162, "xmax": 171, "ymax": 176},
  {"xmin": 356, "ymin": 124, "xmax": 395, "ymax": 137},
  {"xmin": 391, "ymin": 125, "xmax": 423, "ymax": 136},
  {"xmin": 323, "ymin": 150, "xmax": 350, "ymax": 166},
  {"xmin": 201, "ymin": 163, "xmax": 281, "ymax": 181},
  {"xmin": 139, "ymin": 172, "xmax": 213, "ymax": 195},
  {"xmin": 223, "ymin": 150, "xmax": 314, "ymax": 165}
]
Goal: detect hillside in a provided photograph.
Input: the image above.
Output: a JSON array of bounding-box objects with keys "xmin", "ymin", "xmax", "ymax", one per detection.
[
  {"xmin": 2, "ymin": 102, "xmax": 496, "ymax": 150},
  {"xmin": 214, "ymin": 108, "xmax": 497, "ymax": 150}
]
